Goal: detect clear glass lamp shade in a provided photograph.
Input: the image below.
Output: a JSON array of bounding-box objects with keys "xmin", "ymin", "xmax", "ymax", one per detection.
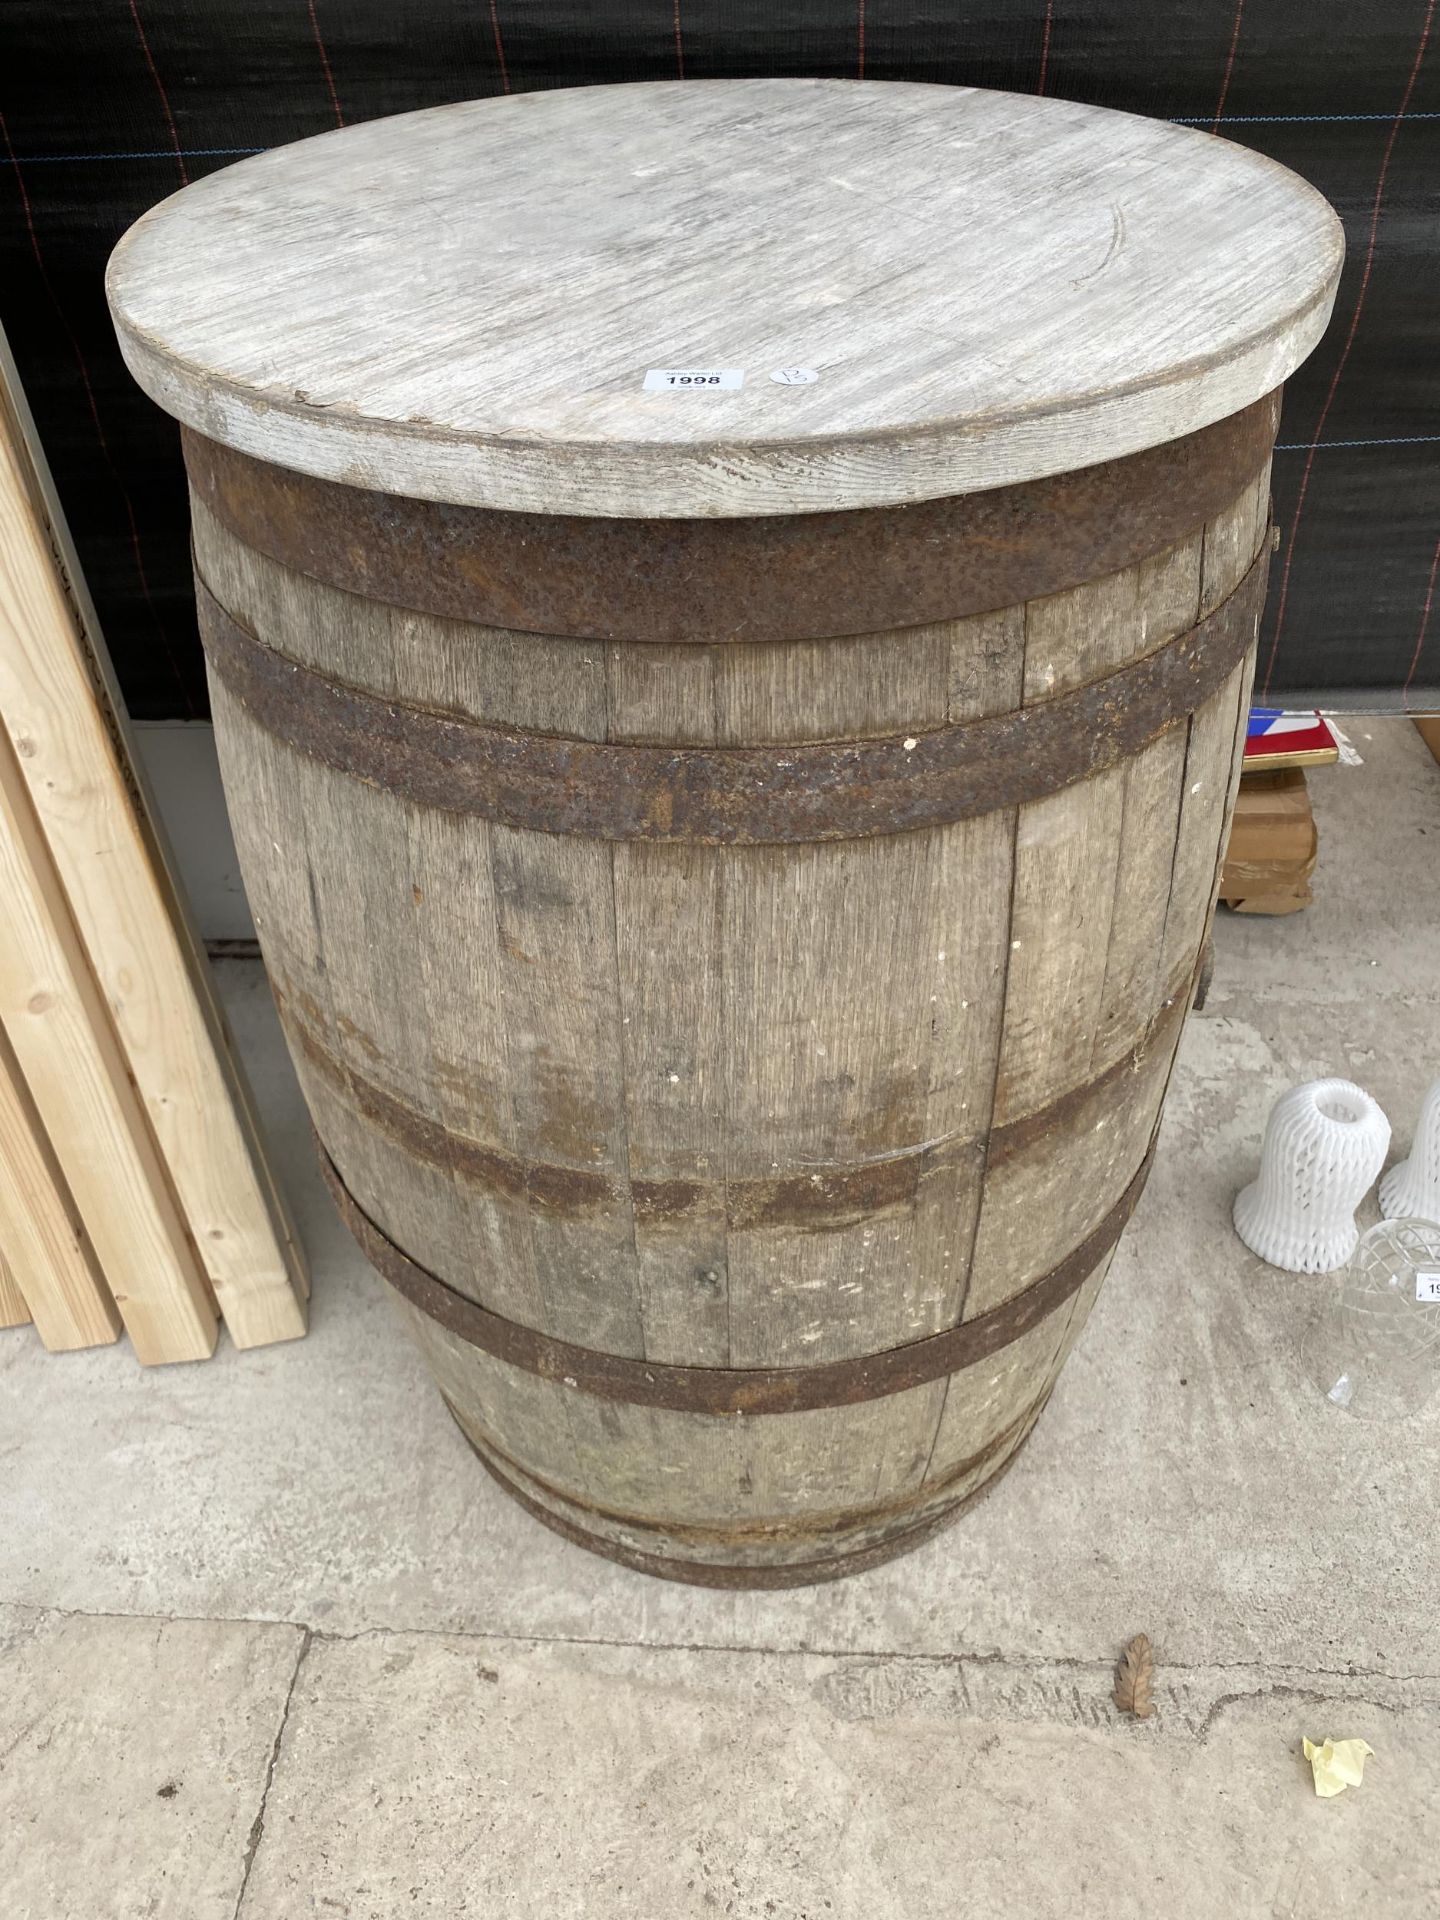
[{"xmin": 1303, "ymin": 1218, "xmax": 1440, "ymax": 1421}]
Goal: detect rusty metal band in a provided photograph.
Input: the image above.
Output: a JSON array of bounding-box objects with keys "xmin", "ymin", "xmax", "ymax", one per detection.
[
  {"xmin": 283, "ymin": 1003, "xmax": 956, "ymax": 1230},
  {"xmin": 451, "ymin": 1385, "xmax": 1045, "ymax": 1545},
  {"xmin": 318, "ymin": 1132, "xmax": 1154, "ymax": 1416},
  {"xmin": 196, "ymin": 543, "xmax": 1268, "ymax": 846},
  {"xmin": 182, "ymin": 392, "xmax": 1278, "ymax": 645},
  {"xmin": 451, "ymin": 1410, "xmax": 1036, "ymax": 1589},
  {"xmin": 279, "ymin": 965, "xmax": 1187, "ymax": 1230}
]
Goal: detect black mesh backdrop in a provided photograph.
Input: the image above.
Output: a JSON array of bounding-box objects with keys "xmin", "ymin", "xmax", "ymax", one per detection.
[{"xmin": 2, "ymin": 3, "xmax": 1437, "ymax": 717}]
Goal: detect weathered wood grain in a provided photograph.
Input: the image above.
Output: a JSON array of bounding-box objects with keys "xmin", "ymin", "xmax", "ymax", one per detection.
[
  {"xmin": 1021, "ymin": 537, "xmax": 1203, "ymax": 705},
  {"xmin": 124, "ymin": 62, "xmax": 1337, "ymax": 1571},
  {"xmin": 199, "ymin": 441, "xmax": 1272, "ymax": 1573},
  {"xmin": 489, "ymin": 824, "xmax": 643, "ymax": 1358},
  {"xmin": 990, "ymin": 771, "xmax": 1127, "ymax": 1129},
  {"xmin": 206, "ymin": 673, "xmax": 394, "ymax": 1266},
  {"xmin": 406, "ymin": 806, "xmax": 550, "ymax": 1335},
  {"xmin": 105, "ymin": 72, "xmax": 1339, "ymax": 1542},
  {"xmin": 965, "ymin": 468, "xmax": 1269, "ymax": 1319},
  {"xmin": 991, "ymin": 528, "xmax": 1205, "ymax": 1128},
  {"xmin": 605, "ymin": 647, "xmax": 730, "ymax": 1361},
  {"xmin": 1089, "ymin": 730, "xmax": 1190, "ymax": 1072},
  {"xmin": 111, "ymin": 83, "xmax": 1340, "ymax": 517}
]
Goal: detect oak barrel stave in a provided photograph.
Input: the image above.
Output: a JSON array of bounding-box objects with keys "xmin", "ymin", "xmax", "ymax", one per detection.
[{"xmin": 195, "ymin": 407, "xmax": 1272, "ymax": 1582}]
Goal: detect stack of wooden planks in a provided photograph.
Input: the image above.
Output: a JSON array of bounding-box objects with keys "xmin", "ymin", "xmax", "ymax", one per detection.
[{"xmin": 0, "ymin": 333, "xmax": 307, "ymax": 1362}]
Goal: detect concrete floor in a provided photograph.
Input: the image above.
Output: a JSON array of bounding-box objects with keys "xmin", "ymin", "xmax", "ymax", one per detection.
[{"xmin": 3, "ymin": 720, "xmax": 1438, "ymax": 1918}]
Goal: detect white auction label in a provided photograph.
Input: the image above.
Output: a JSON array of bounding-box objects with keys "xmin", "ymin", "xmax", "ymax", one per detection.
[
  {"xmin": 1416, "ymin": 1270, "xmax": 1440, "ymax": 1304},
  {"xmin": 769, "ymin": 366, "xmax": 820, "ymax": 385},
  {"xmin": 643, "ymin": 368, "xmax": 744, "ymax": 392}
]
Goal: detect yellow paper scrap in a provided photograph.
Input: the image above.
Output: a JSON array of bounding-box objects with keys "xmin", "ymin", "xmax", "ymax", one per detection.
[{"xmin": 1303, "ymin": 1736, "xmax": 1375, "ymax": 1797}]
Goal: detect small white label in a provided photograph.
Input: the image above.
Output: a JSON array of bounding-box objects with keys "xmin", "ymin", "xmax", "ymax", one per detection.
[
  {"xmin": 1416, "ymin": 1270, "xmax": 1440, "ymax": 1304},
  {"xmin": 643, "ymin": 368, "xmax": 743, "ymax": 392},
  {"xmin": 769, "ymin": 366, "xmax": 819, "ymax": 385}
]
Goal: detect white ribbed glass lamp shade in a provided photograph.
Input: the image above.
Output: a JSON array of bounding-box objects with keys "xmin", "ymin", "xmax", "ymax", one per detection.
[
  {"xmin": 1380, "ymin": 1077, "xmax": 1440, "ymax": 1226},
  {"xmin": 1233, "ymin": 1079, "xmax": 1391, "ymax": 1274}
]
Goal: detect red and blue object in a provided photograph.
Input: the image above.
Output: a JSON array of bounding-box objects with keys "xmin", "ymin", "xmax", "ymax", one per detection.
[{"xmin": 1243, "ymin": 708, "xmax": 1341, "ymax": 769}]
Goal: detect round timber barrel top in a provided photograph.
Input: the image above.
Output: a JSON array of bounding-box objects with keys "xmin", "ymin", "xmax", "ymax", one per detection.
[{"xmin": 107, "ymin": 79, "xmax": 1343, "ymax": 519}]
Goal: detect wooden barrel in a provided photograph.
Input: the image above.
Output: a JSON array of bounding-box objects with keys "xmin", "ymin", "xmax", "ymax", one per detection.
[{"xmin": 107, "ymin": 81, "xmax": 1342, "ymax": 1584}]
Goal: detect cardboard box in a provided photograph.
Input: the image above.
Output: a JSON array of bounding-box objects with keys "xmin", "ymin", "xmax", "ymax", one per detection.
[{"xmin": 1221, "ymin": 768, "xmax": 1317, "ymax": 915}]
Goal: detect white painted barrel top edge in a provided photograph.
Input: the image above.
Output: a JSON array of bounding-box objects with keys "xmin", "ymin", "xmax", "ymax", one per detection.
[{"xmin": 107, "ymin": 78, "xmax": 1343, "ymax": 517}]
